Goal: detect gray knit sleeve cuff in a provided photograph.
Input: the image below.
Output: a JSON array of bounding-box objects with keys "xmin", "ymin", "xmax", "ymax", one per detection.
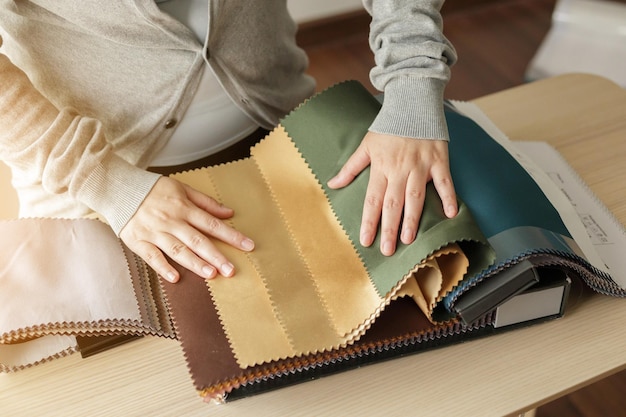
[
  {"xmin": 76, "ymin": 154, "xmax": 161, "ymax": 235},
  {"xmin": 369, "ymin": 77, "xmax": 450, "ymax": 141}
]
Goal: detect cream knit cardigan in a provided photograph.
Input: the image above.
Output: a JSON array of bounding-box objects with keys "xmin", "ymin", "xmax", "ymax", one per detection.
[{"xmin": 0, "ymin": 0, "xmax": 456, "ymax": 234}]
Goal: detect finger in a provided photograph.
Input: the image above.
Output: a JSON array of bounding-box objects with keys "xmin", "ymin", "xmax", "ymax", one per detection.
[
  {"xmin": 131, "ymin": 240, "xmax": 181, "ymax": 283},
  {"xmin": 379, "ymin": 175, "xmax": 406, "ymax": 256},
  {"xmin": 155, "ymin": 231, "xmax": 219, "ymax": 280},
  {"xmin": 184, "ymin": 184, "xmax": 234, "ymax": 219},
  {"xmin": 432, "ymin": 165, "xmax": 458, "ymax": 218},
  {"xmin": 186, "ymin": 208, "xmax": 255, "ymax": 253},
  {"xmin": 177, "ymin": 226, "xmax": 237, "ymax": 278},
  {"xmin": 360, "ymin": 172, "xmax": 386, "ymax": 248},
  {"xmin": 327, "ymin": 145, "xmax": 371, "ymax": 189},
  {"xmin": 400, "ymin": 171, "xmax": 426, "ymax": 245}
]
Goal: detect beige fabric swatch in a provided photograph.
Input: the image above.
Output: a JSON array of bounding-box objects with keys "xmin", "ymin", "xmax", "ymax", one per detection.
[{"xmin": 395, "ymin": 244, "xmax": 469, "ymax": 321}]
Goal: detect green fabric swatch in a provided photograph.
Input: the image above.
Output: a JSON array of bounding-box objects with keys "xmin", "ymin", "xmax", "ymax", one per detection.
[{"xmin": 280, "ymin": 81, "xmax": 494, "ymax": 298}]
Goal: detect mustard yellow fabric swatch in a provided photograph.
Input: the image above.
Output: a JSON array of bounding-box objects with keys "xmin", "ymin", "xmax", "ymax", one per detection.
[{"xmin": 251, "ymin": 126, "xmax": 381, "ymax": 338}]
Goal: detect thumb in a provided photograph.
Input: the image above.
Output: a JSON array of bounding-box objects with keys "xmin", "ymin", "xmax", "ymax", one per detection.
[{"xmin": 327, "ymin": 145, "xmax": 371, "ymax": 189}]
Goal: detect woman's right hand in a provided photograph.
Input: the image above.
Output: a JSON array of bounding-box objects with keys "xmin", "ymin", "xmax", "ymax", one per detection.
[{"xmin": 119, "ymin": 176, "xmax": 255, "ymax": 283}]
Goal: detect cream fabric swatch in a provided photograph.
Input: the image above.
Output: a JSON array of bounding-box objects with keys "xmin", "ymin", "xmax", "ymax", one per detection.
[
  {"xmin": 0, "ymin": 219, "xmax": 141, "ymax": 370},
  {"xmin": 0, "ymin": 335, "xmax": 77, "ymax": 372}
]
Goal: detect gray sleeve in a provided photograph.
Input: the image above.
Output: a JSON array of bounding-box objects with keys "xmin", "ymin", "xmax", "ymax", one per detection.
[{"xmin": 362, "ymin": 0, "xmax": 457, "ymax": 140}]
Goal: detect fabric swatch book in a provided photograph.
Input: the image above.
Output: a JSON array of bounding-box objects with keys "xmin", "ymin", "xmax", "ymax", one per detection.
[{"xmin": 1, "ymin": 81, "xmax": 624, "ymax": 403}]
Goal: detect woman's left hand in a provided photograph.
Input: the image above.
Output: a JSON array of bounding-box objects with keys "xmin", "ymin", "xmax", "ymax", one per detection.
[{"xmin": 327, "ymin": 131, "xmax": 458, "ymax": 256}]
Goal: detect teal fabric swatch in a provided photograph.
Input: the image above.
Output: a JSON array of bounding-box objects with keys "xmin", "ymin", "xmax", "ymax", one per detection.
[{"xmin": 445, "ymin": 105, "xmax": 570, "ymax": 238}]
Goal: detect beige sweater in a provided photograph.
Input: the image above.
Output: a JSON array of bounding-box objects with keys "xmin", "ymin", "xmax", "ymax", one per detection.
[{"xmin": 0, "ymin": 0, "xmax": 456, "ymax": 234}]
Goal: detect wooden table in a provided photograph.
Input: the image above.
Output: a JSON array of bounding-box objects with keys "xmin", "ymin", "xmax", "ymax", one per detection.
[{"xmin": 1, "ymin": 74, "xmax": 625, "ymax": 416}]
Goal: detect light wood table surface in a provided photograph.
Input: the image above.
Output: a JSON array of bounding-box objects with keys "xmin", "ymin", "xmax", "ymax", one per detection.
[{"xmin": 1, "ymin": 73, "xmax": 625, "ymax": 417}]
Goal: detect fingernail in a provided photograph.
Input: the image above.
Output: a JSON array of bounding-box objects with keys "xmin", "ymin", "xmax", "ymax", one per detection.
[
  {"xmin": 382, "ymin": 241, "xmax": 394, "ymax": 256},
  {"xmin": 165, "ymin": 271, "xmax": 177, "ymax": 283},
  {"xmin": 241, "ymin": 238, "xmax": 255, "ymax": 251},
  {"xmin": 202, "ymin": 265, "xmax": 216, "ymax": 279},
  {"xmin": 221, "ymin": 262, "xmax": 234, "ymax": 277},
  {"xmin": 401, "ymin": 228, "xmax": 415, "ymax": 243}
]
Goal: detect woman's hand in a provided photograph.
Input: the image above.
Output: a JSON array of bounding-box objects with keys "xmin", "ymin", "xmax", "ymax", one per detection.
[
  {"xmin": 119, "ymin": 176, "xmax": 255, "ymax": 283},
  {"xmin": 327, "ymin": 131, "xmax": 457, "ymax": 256}
]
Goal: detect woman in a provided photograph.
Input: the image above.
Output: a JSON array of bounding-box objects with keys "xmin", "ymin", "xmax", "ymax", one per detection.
[{"xmin": 0, "ymin": 0, "xmax": 458, "ymax": 283}]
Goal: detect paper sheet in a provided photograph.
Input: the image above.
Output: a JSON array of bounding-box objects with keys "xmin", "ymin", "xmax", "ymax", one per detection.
[{"xmin": 515, "ymin": 141, "xmax": 626, "ymax": 290}]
